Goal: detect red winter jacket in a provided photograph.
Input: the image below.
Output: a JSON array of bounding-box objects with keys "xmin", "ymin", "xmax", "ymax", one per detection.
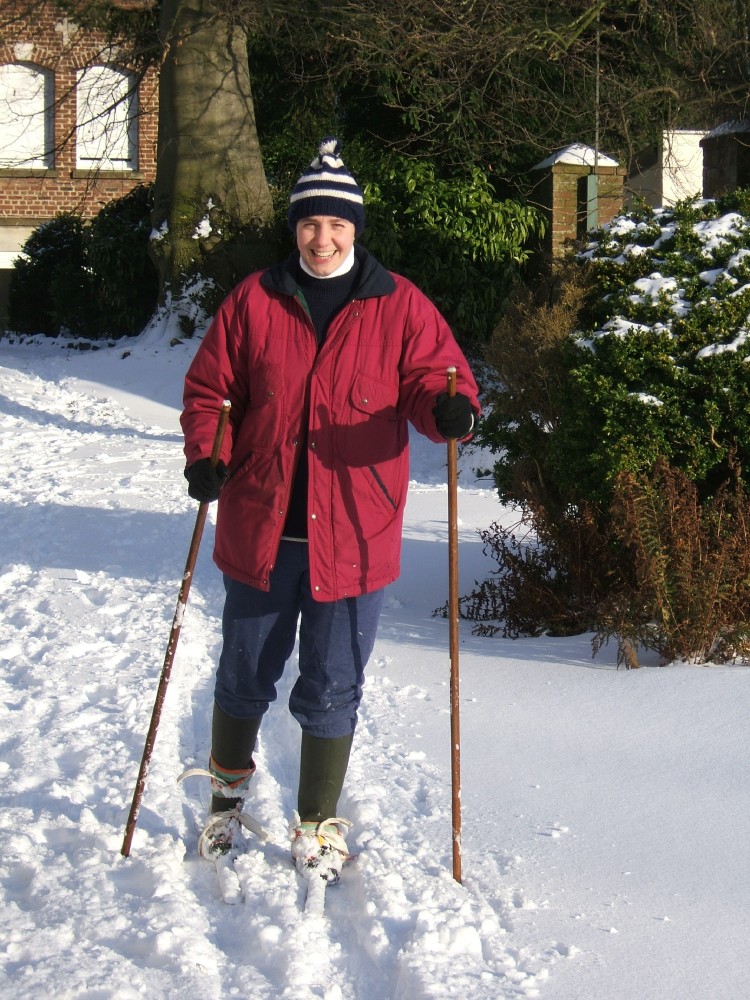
[{"xmin": 181, "ymin": 247, "xmax": 480, "ymax": 601}]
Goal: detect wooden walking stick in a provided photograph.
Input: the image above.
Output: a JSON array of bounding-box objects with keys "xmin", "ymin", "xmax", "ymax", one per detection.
[
  {"xmin": 121, "ymin": 400, "xmax": 231, "ymax": 857},
  {"xmin": 446, "ymin": 367, "xmax": 462, "ymax": 883}
]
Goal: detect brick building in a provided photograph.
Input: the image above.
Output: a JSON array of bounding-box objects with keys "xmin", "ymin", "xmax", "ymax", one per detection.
[{"xmin": 0, "ymin": 0, "xmax": 157, "ymax": 325}]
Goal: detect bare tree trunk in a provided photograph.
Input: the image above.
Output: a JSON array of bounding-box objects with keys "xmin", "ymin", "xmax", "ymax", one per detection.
[{"xmin": 151, "ymin": 0, "xmax": 275, "ymax": 320}]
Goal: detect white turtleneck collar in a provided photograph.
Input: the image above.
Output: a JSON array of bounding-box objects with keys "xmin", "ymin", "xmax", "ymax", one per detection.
[{"xmin": 299, "ymin": 246, "xmax": 356, "ymax": 280}]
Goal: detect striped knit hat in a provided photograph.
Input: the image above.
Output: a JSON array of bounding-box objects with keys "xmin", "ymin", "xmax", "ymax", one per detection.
[{"xmin": 287, "ymin": 137, "xmax": 365, "ymax": 235}]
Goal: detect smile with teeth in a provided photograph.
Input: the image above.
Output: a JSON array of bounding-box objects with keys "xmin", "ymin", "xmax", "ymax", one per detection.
[{"xmin": 311, "ymin": 250, "xmax": 336, "ymax": 258}]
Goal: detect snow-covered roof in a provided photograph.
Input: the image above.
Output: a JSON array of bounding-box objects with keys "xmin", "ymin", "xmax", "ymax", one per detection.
[
  {"xmin": 532, "ymin": 143, "xmax": 620, "ymax": 170},
  {"xmin": 702, "ymin": 119, "xmax": 750, "ymax": 141}
]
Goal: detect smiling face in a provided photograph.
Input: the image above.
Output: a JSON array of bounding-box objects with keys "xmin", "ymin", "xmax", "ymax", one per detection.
[{"xmin": 296, "ymin": 215, "xmax": 356, "ymax": 276}]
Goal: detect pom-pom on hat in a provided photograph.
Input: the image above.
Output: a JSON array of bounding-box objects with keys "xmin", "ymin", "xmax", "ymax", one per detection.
[{"xmin": 287, "ymin": 137, "xmax": 365, "ymax": 236}]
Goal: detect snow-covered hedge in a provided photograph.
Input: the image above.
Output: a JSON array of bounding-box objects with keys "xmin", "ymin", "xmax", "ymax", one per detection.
[
  {"xmin": 565, "ymin": 192, "xmax": 750, "ymax": 501},
  {"xmin": 468, "ymin": 193, "xmax": 750, "ymax": 661}
]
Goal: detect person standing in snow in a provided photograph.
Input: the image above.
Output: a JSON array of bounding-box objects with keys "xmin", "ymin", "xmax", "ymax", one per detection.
[{"xmin": 180, "ymin": 137, "xmax": 480, "ymax": 884}]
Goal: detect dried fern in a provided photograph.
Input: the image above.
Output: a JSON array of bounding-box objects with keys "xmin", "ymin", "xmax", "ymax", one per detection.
[{"xmin": 597, "ymin": 459, "xmax": 750, "ymax": 664}]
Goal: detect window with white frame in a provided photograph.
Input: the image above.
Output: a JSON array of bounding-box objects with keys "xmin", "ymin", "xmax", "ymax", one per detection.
[
  {"xmin": 76, "ymin": 65, "xmax": 138, "ymax": 170},
  {"xmin": 0, "ymin": 62, "xmax": 54, "ymax": 169}
]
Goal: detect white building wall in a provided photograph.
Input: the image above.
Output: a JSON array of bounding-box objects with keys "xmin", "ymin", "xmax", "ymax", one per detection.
[
  {"xmin": 661, "ymin": 130, "xmax": 705, "ymax": 204},
  {"xmin": 628, "ymin": 129, "xmax": 707, "ymax": 208}
]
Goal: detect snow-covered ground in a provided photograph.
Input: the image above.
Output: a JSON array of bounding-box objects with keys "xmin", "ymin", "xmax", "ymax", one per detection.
[{"xmin": 1, "ymin": 331, "xmax": 748, "ymax": 999}]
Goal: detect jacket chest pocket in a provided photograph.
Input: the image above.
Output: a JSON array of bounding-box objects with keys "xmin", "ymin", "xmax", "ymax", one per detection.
[
  {"xmin": 242, "ymin": 364, "xmax": 285, "ymax": 453},
  {"xmin": 335, "ymin": 371, "xmax": 402, "ymax": 467}
]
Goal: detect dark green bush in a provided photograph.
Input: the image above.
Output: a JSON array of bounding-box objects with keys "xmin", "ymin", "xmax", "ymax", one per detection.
[
  {"xmin": 482, "ymin": 195, "xmax": 750, "ymax": 511},
  {"xmin": 358, "ymin": 152, "xmax": 545, "ymax": 342},
  {"xmin": 7, "ymin": 185, "xmax": 158, "ymax": 339},
  {"xmin": 8, "ymin": 214, "xmax": 98, "ymax": 337},
  {"xmin": 465, "ymin": 195, "xmax": 750, "ymax": 661},
  {"xmin": 88, "ymin": 184, "xmax": 159, "ymax": 337}
]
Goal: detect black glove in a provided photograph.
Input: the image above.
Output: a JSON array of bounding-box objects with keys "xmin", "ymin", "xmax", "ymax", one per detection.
[
  {"xmin": 184, "ymin": 459, "xmax": 228, "ymax": 502},
  {"xmin": 433, "ymin": 392, "xmax": 476, "ymax": 439}
]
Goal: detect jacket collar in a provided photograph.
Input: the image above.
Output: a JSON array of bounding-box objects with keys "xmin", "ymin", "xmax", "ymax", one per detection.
[{"xmin": 260, "ymin": 244, "xmax": 396, "ymax": 300}]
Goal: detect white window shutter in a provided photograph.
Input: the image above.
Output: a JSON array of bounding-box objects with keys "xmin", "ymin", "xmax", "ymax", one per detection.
[
  {"xmin": 0, "ymin": 63, "xmax": 53, "ymax": 168},
  {"xmin": 76, "ymin": 65, "xmax": 137, "ymax": 169}
]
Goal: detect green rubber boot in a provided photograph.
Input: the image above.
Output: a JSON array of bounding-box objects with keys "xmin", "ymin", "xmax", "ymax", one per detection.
[
  {"xmin": 297, "ymin": 732, "xmax": 354, "ymax": 823},
  {"xmin": 210, "ymin": 703, "xmax": 262, "ymax": 814}
]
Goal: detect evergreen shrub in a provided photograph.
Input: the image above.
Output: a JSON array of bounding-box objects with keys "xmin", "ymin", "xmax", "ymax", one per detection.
[
  {"xmin": 8, "ymin": 214, "xmax": 98, "ymax": 337},
  {"xmin": 88, "ymin": 184, "xmax": 159, "ymax": 337},
  {"xmin": 464, "ymin": 194, "xmax": 750, "ymax": 663},
  {"xmin": 359, "ymin": 152, "xmax": 545, "ymax": 342},
  {"xmin": 7, "ymin": 185, "xmax": 158, "ymax": 339}
]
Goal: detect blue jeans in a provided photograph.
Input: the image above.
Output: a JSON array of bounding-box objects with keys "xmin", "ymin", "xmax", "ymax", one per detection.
[{"xmin": 214, "ymin": 541, "xmax": 385, "ymax": 738}]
